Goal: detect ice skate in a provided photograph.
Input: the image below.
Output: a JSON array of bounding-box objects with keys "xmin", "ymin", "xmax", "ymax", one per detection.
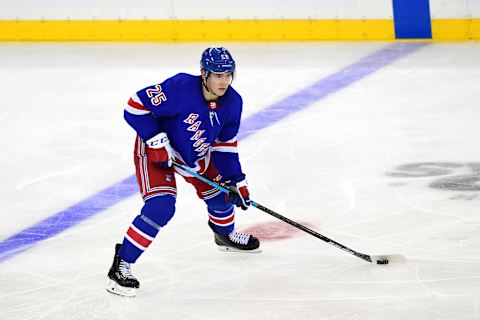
[
  {"xmin": 106, "ymin": 243, "xmax": 140, "ymax": 297},
  {"xmin": 209, "ymin": 221, "xmax": 261, "ymax": 253}
]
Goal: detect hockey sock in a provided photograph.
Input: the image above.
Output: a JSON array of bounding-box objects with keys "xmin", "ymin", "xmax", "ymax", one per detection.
[
  {"xmin": 206, "ymin": 194, "xmax": 235, "ymax": 235},
  {"xmin": 119, "ymin": 195, "xmax": 175, "ymax": 263}
]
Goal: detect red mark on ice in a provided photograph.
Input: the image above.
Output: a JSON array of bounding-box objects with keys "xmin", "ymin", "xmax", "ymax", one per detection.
[{"xmin": 241, "ymin": 221, "xmax": 315, "ymax": 242}]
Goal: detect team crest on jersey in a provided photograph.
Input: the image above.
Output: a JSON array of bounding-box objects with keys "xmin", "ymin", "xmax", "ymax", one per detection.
[
  {"xmin": 207, "ymin": 102, "xmax": 220, "ymax": 127},
  {"xmin": 182, "ymin": 113, "xmax": 211, "ymax": 157},
  {"xmin": 208, "ymin": 101, "xmax": 218, "ymax": 111}
]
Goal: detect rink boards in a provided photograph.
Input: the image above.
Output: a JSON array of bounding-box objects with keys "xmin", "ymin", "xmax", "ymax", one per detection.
[{"xmin": 0, "ymin": 0, "xmax": 479, "ymax": 40}]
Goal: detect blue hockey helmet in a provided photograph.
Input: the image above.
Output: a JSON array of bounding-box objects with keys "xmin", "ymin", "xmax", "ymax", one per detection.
[{"xmin": 200, "ymin": 47, "xmax": 236, "ymax": 77}]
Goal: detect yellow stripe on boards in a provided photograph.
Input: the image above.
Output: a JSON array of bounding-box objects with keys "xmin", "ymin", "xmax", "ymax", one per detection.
[
  {"xmin": 0, "ymin": 19, "xmax": 395, "ymax": 41},
  {"xmin": 431, "ymin": 19, "xmax": 480, "ymax": 40}
]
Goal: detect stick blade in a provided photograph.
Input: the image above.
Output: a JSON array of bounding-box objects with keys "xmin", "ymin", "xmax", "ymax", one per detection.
[{"xmin": 370, "ymin": 254, "xmax": 406, "ymax": 265}]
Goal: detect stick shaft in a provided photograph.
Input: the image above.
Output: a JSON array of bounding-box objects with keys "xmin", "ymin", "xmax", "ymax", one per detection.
[
  {"xmin": 251, "ymin": 201, "xmax": 372, "ymax": 262},
  {"xmin": 174, "ymin": 162, "xmax": 372, "ymax": 263}
]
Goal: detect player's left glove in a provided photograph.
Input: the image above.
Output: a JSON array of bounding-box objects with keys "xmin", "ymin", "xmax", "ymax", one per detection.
[{"xmin": 225, "ymin": 175, "xmax": 251, "ymax": 210}]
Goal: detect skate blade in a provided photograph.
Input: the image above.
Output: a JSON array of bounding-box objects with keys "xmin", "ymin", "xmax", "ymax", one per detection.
[
  {"xmin": 217, "ymin": 245, "xmax": 262, "ymax": 253},
  {"xmin": 106, "ymin": 279, "xmax": 137, "ymax": 297}
]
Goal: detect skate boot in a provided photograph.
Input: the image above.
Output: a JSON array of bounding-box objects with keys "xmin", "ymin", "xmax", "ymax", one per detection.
[
  {"xmin": 209, "ymin": 221, "xmax": 261, "ymax": 253},
  {"xmin": 106, "ymin": 243, "xmax": 140, "ymax": 297}
]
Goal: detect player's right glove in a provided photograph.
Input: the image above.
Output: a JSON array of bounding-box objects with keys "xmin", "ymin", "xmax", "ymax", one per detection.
[
  {"xmin": 145, "ymin": 132, "xmax": 173, "ymax": 168},
  {"xmin": 224, "ymin": 175, "xmax": 251, "ymax": 210}
]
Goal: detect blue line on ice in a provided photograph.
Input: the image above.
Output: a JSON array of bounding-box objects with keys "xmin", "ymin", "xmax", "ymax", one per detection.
[{"xmin": 0, "ymin": 42, "xmax": 427, "ymax": 263}]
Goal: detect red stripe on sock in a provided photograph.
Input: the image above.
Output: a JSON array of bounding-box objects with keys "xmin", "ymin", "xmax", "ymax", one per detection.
[
  {"xmin": 126, "ymin": 227, "xmax": 152, "ymax": 248},
  {"xmin": 209, "ymin": 213, "xmax": 235, "ymax": 226}
]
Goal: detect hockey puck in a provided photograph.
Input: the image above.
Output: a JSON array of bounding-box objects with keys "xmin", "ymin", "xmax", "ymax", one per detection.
[{"xmin": 376, "ymin": 259, "xmax": 389, "ymax": 265}]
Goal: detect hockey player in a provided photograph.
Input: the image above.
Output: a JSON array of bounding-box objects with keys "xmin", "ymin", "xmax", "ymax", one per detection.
[{"xmin": 107, "ymin": 47, "xmax": 261, "ymax": 297}]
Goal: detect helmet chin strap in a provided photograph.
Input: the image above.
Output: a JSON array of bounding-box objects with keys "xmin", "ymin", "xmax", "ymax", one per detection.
[
  {"xmin": 202, "ymin": 76, "xmax": 220, "ymax": 100},
  {"xmin": 202, "ymin": 77, "xmax": 210, "ymax": 92}
]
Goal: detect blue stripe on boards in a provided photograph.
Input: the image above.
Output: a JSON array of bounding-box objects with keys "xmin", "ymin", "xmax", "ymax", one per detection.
[
  {"xmin": 393, "ymin": 0, "xmax": 432, "ymax": 39},
  {"xmin": 0, "ymin": 42, "xmax": 427, "ymax": 263}
]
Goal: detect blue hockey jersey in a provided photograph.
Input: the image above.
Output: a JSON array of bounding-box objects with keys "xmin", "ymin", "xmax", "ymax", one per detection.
[{"xmin": 124, "ymin": 73, "xmax": 244, "ymax": 180}]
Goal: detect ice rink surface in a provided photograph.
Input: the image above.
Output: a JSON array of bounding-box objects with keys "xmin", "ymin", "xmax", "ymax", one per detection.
[{"xmin": 0, "ymin": 41, "xmax": 480, "ymax": 319}]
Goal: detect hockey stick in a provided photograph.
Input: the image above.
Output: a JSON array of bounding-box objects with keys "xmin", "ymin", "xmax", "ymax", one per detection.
[{"xmin": 174, "ymin": 161, "xmax": 406, "ymax": 265}]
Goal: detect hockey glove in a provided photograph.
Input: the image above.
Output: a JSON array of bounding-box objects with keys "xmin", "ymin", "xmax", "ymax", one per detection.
[
  {"xmin": 225, "ymin": 175, "xmax": 251, "ymax": 210},
  {"xmin": 145, "ymin": 132, "xmax": 173, "ymax": 168}
]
